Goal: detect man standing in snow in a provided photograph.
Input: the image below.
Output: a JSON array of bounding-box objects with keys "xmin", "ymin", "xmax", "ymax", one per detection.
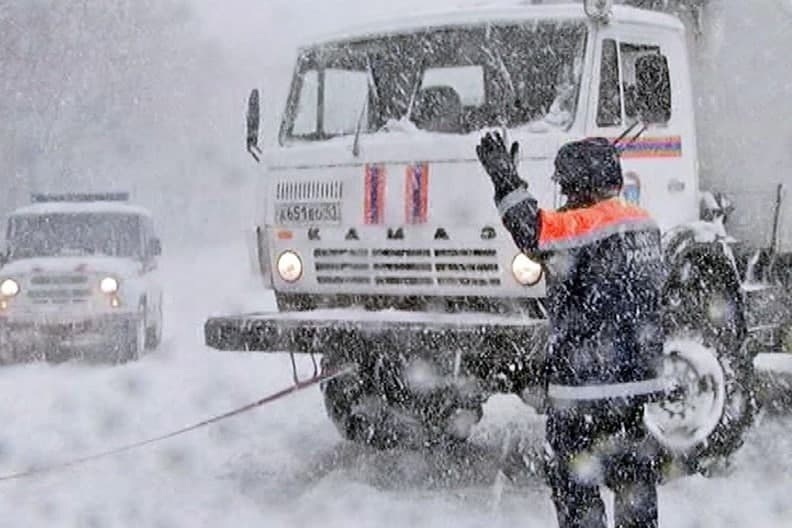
[{"xmin": 476, "ymin": 133, "xmax": 666, "ymax": 528}]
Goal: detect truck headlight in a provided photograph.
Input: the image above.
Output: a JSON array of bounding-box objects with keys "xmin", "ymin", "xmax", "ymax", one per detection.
[
  {"xmin": 99, "ymin": 276, "xmax": 120, "ymax": 294},
  {"xmin": 0, "ymin": 278, "xmax": 19, "ymax": 297},
  {"xmin": 277, "ymin": 250, "xmax": 303, "ymax": 283},
  {"xmin": 511, "ymin": 253, "xmax": 543, "ymax": 286}
]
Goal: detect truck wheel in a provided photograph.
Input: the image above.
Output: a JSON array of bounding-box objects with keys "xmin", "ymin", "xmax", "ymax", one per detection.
[
  {"xmin": 646, "ymin": 256, "xmax": 755, "ymax": 476},
  {"xmin": 644, "ymin": 335, "xmax": 754, "ymax": 475},
  {"xmin": 321, "ymin": 352, "xmax": 483, "ymax": 450}
]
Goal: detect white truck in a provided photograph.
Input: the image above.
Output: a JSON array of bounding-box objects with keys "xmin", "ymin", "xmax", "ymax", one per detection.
[
  {"xmin": 205, "ymin": 0, "xmax": 791, "ymax": 474},
  {"xmin": 0, "ymin": 193, "xmax": 164, "ymax": 363}
]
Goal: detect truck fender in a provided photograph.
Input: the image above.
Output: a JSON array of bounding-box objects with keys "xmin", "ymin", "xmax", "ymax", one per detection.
[{"xmin": 664, "ymin": 221, "xmax": 738, "ymax": 277}]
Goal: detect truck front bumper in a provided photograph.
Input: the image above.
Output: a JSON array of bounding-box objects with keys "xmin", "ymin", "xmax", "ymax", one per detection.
[
  {"xmin": 206, "ymin": 309, "xmax": 546, "ymax": 353},
  {"xmin": 204, "ymin": 309, "xmax": 549, "ymax": 393},
  {"xmin": 205, "ymin": 309, "xmax": 792, "ymax": 408}
]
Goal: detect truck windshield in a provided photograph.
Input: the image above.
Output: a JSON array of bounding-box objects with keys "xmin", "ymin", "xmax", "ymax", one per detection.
[
  {"xmin": 6, "ymin": 213, "xmax": 143, "ymax": 260},
  {"xmin": 281, "ymin": 20, "xmax": 588, "ymax": 142}
]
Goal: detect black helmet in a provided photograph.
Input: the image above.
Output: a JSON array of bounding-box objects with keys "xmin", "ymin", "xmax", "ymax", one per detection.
[{"xmin": 552, "ymin": 138, "xmax": 623, "ymax": 201}]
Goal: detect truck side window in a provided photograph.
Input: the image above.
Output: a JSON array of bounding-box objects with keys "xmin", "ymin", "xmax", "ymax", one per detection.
[
  {"xmin": 597, "ymin": 39, "xmax": 621, "ymax": 127},
  {"xmin": 620, "ymin": 42, "xmax": 671, "ymax": 123}
]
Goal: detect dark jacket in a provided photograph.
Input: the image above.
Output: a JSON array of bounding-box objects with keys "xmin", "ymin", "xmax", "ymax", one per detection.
[{"xmin": 497, "ymin": 186, "xmax": 666, "ymax": 405}]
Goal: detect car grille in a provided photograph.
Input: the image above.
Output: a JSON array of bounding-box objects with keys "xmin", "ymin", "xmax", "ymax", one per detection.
[
  {"xmin": 30, "ymin": 275, "xmax": 89, "ymax": 286},
  {"xmin": 27, "ymin": 275, "xmax": 91, "ymax": 304},
  {"xmin": 313, "ymin": 247, "xmax": 502, "ymax": 288}
]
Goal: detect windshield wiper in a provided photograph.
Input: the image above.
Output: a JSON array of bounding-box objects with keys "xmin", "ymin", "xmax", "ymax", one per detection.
[
  {"xmin": 402, "ymin": 57, "xmax": 427, "ymax": 127},
  {"xmin": 352, "ymin": 97, "xmax": 368, "ymax": 157},
  {"xmin": 352, "ymin": 56, "xmax": 379, "ymax": 158}
]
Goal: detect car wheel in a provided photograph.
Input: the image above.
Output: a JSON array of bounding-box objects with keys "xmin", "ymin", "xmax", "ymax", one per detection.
[
  {"xmin": 114, "ymin": 312, "xmax": 145, "ymax": 364},
  {"xmin": 145, "ymin": 303, "xmax": 162, "ymax": 350}
]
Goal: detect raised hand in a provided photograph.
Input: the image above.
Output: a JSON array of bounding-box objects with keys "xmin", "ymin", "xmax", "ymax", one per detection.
[{"xmin": 476, "ymin": 132, "xmax": 524, "ymax": 198}]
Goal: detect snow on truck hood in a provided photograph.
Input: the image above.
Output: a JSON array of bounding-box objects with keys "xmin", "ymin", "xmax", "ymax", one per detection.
[{"xmin": 0, "ymin": 256, "xmax": 141, "ymax": 277}]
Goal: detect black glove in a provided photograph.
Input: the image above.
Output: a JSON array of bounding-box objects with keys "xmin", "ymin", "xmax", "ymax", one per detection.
[{"xmin": 476, "ymin": 132, "xmax": 524, "ymax": 201}]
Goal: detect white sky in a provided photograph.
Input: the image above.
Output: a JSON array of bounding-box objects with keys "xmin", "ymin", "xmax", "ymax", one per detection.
[
  {"xmin": 190, "ymin": 0, "xmax": 475, "ymax": 141},
  {"xmin": 192, "ymin": 0, "xmax": 488, "ymax": 67}
]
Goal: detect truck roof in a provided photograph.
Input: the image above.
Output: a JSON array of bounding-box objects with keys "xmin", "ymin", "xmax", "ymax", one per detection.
[
  {"xmin": 303, "ymin": 3, "xmax": 684, "ymax": 48},
  {"xmin": 9, "ymin": 201, "xmax": 153, "ymax": 218}
]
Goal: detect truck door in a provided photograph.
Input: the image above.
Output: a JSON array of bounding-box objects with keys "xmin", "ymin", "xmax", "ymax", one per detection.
[{"xmin": 586, "ymin": 29, "xmax": 699, "ymax": 232}]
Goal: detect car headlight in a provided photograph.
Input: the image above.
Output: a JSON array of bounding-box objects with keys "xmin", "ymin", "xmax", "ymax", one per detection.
[
  {"xmin": 99, "ymin": 276, "xmax": 120, "ymax": 294},
  {"xmin": 277, "ymin": 250, "xmax": 303, "ymax": 283},
  {"xmin": 511, "ymin": 253, "xmax": 544, "ymax": 286},
  {"xmin": 0, "ymin": 278, "xmax": 20, "ymax": 297}
]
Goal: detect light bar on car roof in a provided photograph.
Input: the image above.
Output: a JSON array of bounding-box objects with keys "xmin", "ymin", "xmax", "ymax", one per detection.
[{"xmin": 30, "ymin": 192, "xmax": 130, "ymax": 203}]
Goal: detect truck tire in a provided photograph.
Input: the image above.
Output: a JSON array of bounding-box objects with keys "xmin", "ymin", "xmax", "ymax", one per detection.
[
  {"xmin": 321, "ymin": 351, "xmax": 484, "ymax": 450},
  {"xmin": 645, "ymin": 254, "xmax": 755, "ymax": 476}
]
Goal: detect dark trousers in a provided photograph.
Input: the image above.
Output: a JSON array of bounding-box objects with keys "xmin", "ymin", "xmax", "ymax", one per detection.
[{"xmin": 545, "ymin": 403, "xmax": 659, "ymax": 528}]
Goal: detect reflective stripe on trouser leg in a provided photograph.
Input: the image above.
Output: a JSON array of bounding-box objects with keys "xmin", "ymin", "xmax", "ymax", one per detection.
[{"xmin": 547, "ymin": 378, "xmax": 669, "ymax": 402}]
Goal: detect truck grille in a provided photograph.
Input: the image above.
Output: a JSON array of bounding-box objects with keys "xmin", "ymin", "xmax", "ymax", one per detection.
[
  {"xmin": 276, "ymin": 180, "xmax": 343, "ymax": 201},
  {"xmin": 27, "ymin": 275, "xmax": 91, "ymax": 304},
  {"xmin": 313, "ymin": 248, "xmax": 502, "ymax": 288}
]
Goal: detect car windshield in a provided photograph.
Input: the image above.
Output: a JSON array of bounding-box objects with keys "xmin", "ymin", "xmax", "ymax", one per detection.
[
  {"xmin": 281, "ymin": 20, "xmax": 588, "ymax": 142},
  {"xmin": 6, "ymin": 213, "xmax": 143, "ymax": 260}
]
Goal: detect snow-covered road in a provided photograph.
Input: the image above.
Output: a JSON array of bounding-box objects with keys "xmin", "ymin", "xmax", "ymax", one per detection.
[{"xmin": 0, "ymin": 243, "xmax": 791, "ymax": 527}]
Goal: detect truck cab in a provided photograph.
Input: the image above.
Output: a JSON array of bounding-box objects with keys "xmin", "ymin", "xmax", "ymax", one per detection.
[
  {"xmin": 252, "ymin": 2, "xmax": 698, "ymax": 312},
  {"xmin": 209, "ymin": 1, "xmax": 769, "ymax": 470},
  {"xmin": 0, "ymin": 193, "xmax": 163, "ymax": 363}
]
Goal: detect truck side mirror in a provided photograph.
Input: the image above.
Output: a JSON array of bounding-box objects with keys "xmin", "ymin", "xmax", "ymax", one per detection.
[
  {"xmin": 246, "ymin": 89, "xmax": 262, "ymax": 162},
  {"xmin": 0, "ymin": 241, "xmax": 7, "ymax": 267},
  {"xmin": 147, "ymin": 238, "xmax": 162, "ymax": 258},
  {"xmin": 635, "ymin": 54, "xmax": 671, "ymax": 124}
]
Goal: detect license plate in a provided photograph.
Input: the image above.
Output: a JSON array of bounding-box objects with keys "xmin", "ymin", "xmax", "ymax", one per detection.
[{"xmin": 275, "ymin": 202, "xmax": 342, "ymax": 225}]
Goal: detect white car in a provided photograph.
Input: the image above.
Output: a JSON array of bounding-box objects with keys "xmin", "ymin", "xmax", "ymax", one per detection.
[{"xmin": 0, "ymin": 193, "xmax": 163, "ymax": 363}]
